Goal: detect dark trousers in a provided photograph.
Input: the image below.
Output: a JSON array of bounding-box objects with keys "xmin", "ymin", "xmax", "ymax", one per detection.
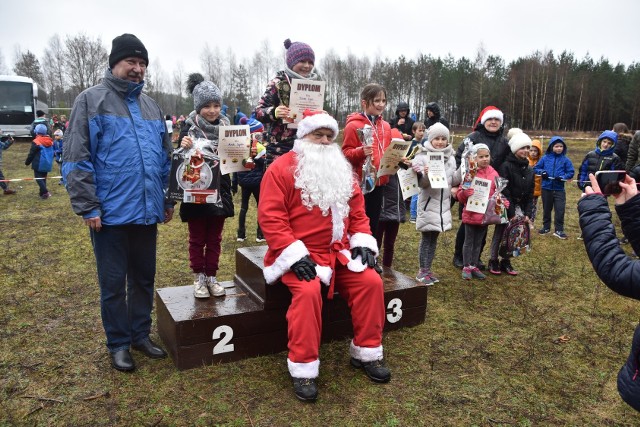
[
  {"xmin": 454, "ymin": 204, "xmax": 487, "ymax": 262},
  {"xmin": 34, "ymin": 170, "xmax": 48, "ymax": 195},
  {"xmin": 90, "ymin": 224, "xmax": 157, "ymax": 352},
  {"xmin": 364, "ymin": 185, "xmax": 384, "ymax": 235},
  {"xmin": 541, "ymin": 189, "xmax": 566, "ymax": 232},
  {"xmin": 238, "ymin": 185, "xmax": 261, "ymax": 237},
  {"xmin": 375, "ymin": 220, "xmax": 400, "ymax": 267}
]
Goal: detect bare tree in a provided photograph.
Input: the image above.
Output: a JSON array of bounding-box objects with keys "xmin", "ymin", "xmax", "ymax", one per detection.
[
  {"xmin": 64, "ymin": 34, "xmax": 108, "ymax": 95},
  {"xmin": 0, "ymin": 49, "xmax": 7, "ymax": 74},
  {"xmin": 42, "ymin": 34, "xmax": 67, "ymax": 106}
]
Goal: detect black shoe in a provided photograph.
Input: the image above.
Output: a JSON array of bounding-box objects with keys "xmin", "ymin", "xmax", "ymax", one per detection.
[
  {"xmin": 131, "ymin": 338, "xmax": 167, "ymax": 359},
  {"xmin": 452, "ymin": 255, "xmax": 463, "ymax": 269},
  {"xmin": 500, "ymin": 259, "xmax": 518, "ymax": 276},
  {"xmin": 291, "ymin": 377, "xmax": 318, "ymax": 402},
  {"xmin": 350, "ymin": 357, "xmax": 391, "ymax": 383},
  {"xmin": 488, "ymin": 259, "xmax": 501, "ymax": 275},
  {"xmin": 111, "ymin": 349, "xmax": 135, "ymax": 372},
  {"xmin": 476, "ymin": 260, "xmax": 487, "ymax": 271}
]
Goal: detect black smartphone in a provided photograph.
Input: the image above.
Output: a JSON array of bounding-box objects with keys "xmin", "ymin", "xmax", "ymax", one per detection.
[{"xmin": 595, "ymin": 170, "xmax": 626, "ymax": 195}]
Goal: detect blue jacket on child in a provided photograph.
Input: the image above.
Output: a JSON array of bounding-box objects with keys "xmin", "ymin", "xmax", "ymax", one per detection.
[{"xmin": 533, "ymin": 136, "xmax": 575, "ymax": 191}]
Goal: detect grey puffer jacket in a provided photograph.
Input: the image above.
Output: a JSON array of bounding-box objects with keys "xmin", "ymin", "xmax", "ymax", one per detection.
[
  {"xmin": 412, "ymin": 142, "xmax": 461, "ymax": 232},
  {"xmin": 578, "ymin": 193, "xmax": 640, "ymax": 411}
]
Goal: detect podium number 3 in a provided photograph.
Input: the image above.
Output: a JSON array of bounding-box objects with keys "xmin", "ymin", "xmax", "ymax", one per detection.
[
  {"xmin": 386, "ymin": 298, "xmax": 403, "ymax": 323},
  {"xmin": 212, "ymin": 325, "xmax": 234, "ymax": 354}
]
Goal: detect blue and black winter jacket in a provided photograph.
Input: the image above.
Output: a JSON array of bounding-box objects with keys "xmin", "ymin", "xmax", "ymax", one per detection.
[
  {"xmin": 62, "ymin": 69, "xmax": 172, "ymax": 225},
  {"xmin": 577, "ymin": 131, "xmax": 625, "ymax": 190}
]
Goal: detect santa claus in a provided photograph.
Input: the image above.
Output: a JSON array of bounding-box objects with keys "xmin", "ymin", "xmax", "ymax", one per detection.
[{"xmin": 258, "ymin": 110, "xmax": 391, "ymax": 402}]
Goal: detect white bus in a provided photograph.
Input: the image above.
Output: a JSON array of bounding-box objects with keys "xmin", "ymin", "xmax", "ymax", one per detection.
[{"xmin": 0, "ymin": 75, "xmax": 48, "ymax": 137}]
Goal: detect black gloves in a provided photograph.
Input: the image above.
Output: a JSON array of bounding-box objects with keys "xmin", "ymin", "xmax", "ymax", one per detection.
[
  {"xmin": 351, "ymin": 246, "xmax": 377, "ymax": 269},
  {"xmin": 541, "ymin": 171, "xmax": 549, "ymax": 179},
  {"xmin": 555, "ymin": 176, "xmax": 564, "ymax": 182},
  {"xmin": 291, "ymin": 255, "xmax": 317, "ymax": 282}
]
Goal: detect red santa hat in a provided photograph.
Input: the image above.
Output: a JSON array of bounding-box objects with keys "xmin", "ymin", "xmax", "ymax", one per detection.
[
  {"xmin": 296, "ymin": 109, "xmax": 339, "ymax": 141},
  {"xmin": 474, "ymin": 106, "xmax": 504, "ymax": 129}
]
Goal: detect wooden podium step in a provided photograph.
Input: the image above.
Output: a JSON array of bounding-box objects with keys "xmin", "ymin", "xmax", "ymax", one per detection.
[{"xmin": 156, "ymin": 246, "xmax": 428, "ymax": 370}]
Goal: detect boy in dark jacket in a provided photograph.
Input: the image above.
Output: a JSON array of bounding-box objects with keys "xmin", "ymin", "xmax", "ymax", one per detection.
[
  {"xmin": 489, "ymin": 132, "xmax": 535, "ymax": 275},
  {"xmin": 25, "ymin": 124, "xmax": 54, "ymax": 199},
  {"xmin": 533, "ymin": 136, "xmax": 575, "ymax": 239},
  {"xmin": 578, "ymin": 172, "xmax": 640, "ymax": 412},
  {"xmin": 577, "ymin": 130, "xmax": 624, "ymax": 191},
  {"xmin": 233, "ymin": 115, "xmax": 266, "ymax": 242},
  {"xmin": 389, "ymin": 101, "xmax": 415, "ymax": 141}
]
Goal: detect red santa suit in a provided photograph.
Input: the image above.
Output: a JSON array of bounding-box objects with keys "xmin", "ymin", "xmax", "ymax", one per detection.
[{"xmin": 258, "ymin": 140, "xmax": 386, "ymax": 380}]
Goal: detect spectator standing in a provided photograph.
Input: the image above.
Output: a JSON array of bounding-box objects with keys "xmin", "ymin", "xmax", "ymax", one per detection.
[
  {"xmin": 577, "ymin": 131, "xmax": 625, "ymax": 192},
  {"xmin": 424, "ymin": 102, "xmax": 450, "ymax": 129},
  {"xmin": 30, "ymin": 110, "xmax": 51, "ymax": 137},
  {"xmin": 533, "ymin": 136, "xmax": 575, "ymax": 239},
  {"xmin": 389, "ymin": 101, "xmax": 415, "ymax": 141},
  {"xmin": 407, "ymin": 121, "xmax": 426, "ymax": 222},
  {"xmin": 626, "ymin": 130, "xmax": 640, "ymax": 172},
  {"xmin": 612, "ymin": 123, "xmax": 632, "ymax": 168},
  {"xmin": 0, "ymin": 131, "xmax": 17, "ymax": 195},
  {"xmin": 25, "ymin": 124, "xmax": 54, "ymax": 199},
  {"xmin": 578, "ymin": 172, "xmax": 640, "ymax": 412},
  {"xmin": 63, "ymin": 33, "xmax": 173, "ymax": 372},
  {"xmin": 52, "ymin": 129, "xmax": 64, "ymax": 184},
  {"xmin": 528, "ymin": 139, "xmax": 543, "ymax": 225}
]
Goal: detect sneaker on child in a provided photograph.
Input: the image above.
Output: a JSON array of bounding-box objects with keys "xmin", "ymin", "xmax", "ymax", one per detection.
[
  {"xmin": 470, "ymin": 266, "xmax": 486, "ymax": 280},
  {"xmin": 207, "ymin": 276, "xmax": 225, "ymax": 297},
  {"xmin": 539, "ymin": 228, "xmax": 550, "ymax": 235},
  {"xmin": 193, "ymin": 273, "xmax": 210, "ymax": 299},
  {"xmin": 462, "ymin": 266, "xmax": 472, "ymax": 280},
  {"xmin": 488, "ymin": 259, "xmax": 501, "ymax": 275},
  {"xmin": 500, "ymin": 259, "xmax": 518, "ymax": 276},
  {"xmin": 553, "ymin": 231, "xmax": 568, "ymax": 240}
]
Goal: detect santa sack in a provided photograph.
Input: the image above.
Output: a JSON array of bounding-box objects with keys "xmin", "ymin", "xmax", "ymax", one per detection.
[{"xmin": 499, "ymin": 216, "xmax": 531, "ymax": 258}]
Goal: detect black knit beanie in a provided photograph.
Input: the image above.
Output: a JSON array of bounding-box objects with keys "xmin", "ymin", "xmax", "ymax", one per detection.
[{"xmin": 109, "ymin": 33, "xmax": 149, "ymax": 69}]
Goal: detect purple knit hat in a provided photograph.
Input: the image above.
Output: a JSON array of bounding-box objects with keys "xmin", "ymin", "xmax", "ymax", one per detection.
[{"xmin": 284, "ymin": 38, "xmax": 315, "ymax": 69}]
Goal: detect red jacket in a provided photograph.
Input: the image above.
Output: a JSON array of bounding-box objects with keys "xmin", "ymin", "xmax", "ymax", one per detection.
[
  {"xmin": 456, "ymin": 165, "xmax": 499, "ymax": 225},
  {"xmin": 342, "ymin": 113, "xmax": 401, "ymax": 187}
]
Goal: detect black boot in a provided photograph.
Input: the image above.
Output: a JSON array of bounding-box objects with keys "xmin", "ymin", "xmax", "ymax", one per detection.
[
  {"xmin": 350, "ymin": 358, "xmax": 391, "ymax": 383},
  {"xmin": 292, "ymin": 377, "xmax": 318, "ymax": 402}
]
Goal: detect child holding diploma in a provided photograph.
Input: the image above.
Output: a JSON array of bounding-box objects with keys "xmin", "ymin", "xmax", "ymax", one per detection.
[
  {"xmin": 456, "ymin": 144, "xmax": 500, "ymax": 281},
  {"xmin": 410, "ymin": 123, "xmax": 461, "ymax": 285}
]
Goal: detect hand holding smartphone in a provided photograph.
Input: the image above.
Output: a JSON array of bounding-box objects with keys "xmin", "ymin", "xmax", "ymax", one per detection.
[{"xmin": 595, "ymin": 170, "xmax": 626, "ymax": 196}]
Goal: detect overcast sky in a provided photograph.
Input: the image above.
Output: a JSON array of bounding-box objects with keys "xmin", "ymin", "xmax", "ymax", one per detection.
[{"xmin": 1, "ymin": 0, "xmax": 638, "ymax": 80}]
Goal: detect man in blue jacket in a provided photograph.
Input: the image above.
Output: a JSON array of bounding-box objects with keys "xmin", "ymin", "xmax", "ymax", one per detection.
[{"xmin": 63, "ymin": 34, "xmax": 174, "ymax": 372}]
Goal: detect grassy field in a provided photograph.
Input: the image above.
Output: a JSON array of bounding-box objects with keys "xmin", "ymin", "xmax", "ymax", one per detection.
[{"xmin": 1, "ymin": 134, "xmax": 639, "ymax": 426}]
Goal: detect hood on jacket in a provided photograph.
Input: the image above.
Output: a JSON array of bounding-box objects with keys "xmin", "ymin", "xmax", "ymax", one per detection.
[
  {"xmin": 596, "ymin": 130, "xmax": 617, "ymax": 154},
  {"xmin": 34, "ymin": 135, "xmax": 53, "ymax": 147},
  {"xmin": 529, "ymin": 139, "xmax": 543, "ymax": 162},
  {"xmin": 546, "ymin": 136, "xmax": 567, "ymax": 155},
  {"xmin": 395, "ymin": 101, "xmax": 410, "ymax": 116},
  {"xmin": 425, "ymin": 102, "xmax": 441, "ymax": 120}
]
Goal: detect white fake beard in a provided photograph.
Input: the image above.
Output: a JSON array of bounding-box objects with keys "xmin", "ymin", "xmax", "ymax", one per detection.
[{"xmin": 294, "ymin": 140, "xmax": 354, "ymax": 218}]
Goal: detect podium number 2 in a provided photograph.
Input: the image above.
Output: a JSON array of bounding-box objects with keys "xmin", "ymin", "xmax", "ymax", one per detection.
[
  {"xmin": 212, "ymin": 325, "xmax": 234, "ymax": 354},
  {"xmin": 386, "ymin": 298, "xmax": 403, "ymax": 323}
]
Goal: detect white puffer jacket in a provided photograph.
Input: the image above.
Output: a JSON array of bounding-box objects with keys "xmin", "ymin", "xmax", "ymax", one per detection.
[{"xmin": 412, "ymin": 141, "xmax": 460, "ymax": 232}]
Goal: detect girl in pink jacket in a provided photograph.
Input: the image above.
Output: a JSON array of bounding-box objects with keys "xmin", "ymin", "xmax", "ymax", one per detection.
[{"xmin": 456, "ymin": 144, "xmax": 499, "ymax": 280}]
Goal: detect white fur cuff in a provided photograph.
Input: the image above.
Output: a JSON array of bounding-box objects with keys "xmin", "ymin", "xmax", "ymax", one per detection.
[
  {"xmin": 288, "ymin": 358, "xmax": 320, "ymax": 378},
  {"xmin": 349, "ymin": 232, "xmax": 378, "ymax": 256},
  {"xmin": 263, "ymin": 240, "xmax": 309, "ymax": 284},
  {"xmin": 350, "ymin": 340, "xmax": 383, "ymax": 362}
]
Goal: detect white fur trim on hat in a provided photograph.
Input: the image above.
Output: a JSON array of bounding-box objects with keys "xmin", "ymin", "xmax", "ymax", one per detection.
[
  {"xmin": 509, "ymin": 132, "xmax": 532, "ymax": 154},
  {"xmin": 288, "ymin": 358, "xmax": 320, "ymax": 378},
  {"xmin": 480, "ymin": 108, "xmax": 504, "ymax": 125},
  {"xmin": 296, "ymin": 113, "xmax": 339, "ymax": 140},
  {"xmin": 427, "ymin": 122, "xmax": 450, "ymax": 143},
  {"xmin": 349, "ymin": 340, "xmax": 383, "ymax": 362},
  {"xmin": 263, "ymin": 240, "xmax": 309, "ymax": 284}
]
